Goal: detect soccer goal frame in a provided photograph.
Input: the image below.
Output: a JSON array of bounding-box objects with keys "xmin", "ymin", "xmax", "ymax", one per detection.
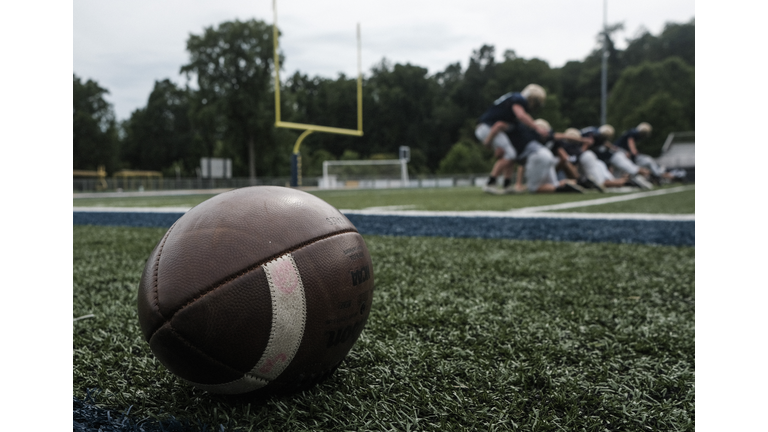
[
  {"xmin": 272, "ymin": 0, "xmax": 363, "ymax": 186},
  {"xmin": 321, "ymin": 159, "xmax": 409, "ymax": 190}
]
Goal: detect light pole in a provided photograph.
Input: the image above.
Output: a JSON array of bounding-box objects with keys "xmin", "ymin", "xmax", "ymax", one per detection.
[{"xmin": 600, "ymin": 0, "xmax": 608, "ymax": 126}]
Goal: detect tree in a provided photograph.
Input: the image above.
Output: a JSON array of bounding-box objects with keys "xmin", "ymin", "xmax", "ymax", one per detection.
[
  {"xmin": 622, "ymin": 20, "xmax": 695, "ymax": 68},
  {"xmin": 608, "ymin": 57, "xmax": 694, "ymax": 156},
  {"xmin": 73, "ymin": 74, "xmax": 119, "ymax": 172},
  {"xmin": 302, "ymin": 148, "xmax": 336, "ymax": 178},
  {"xmin": 121, "ymin": 79, "xmax": 198, "ymax": 175},
  {"xmin": 180, "ymin": 19, "xmax": 278, "ymax": 179},
  {"xmin": 281, "ymin": 72, "xmax": 363, "ymax": 160},
  {"xmin": 437, "ymin": 140, "xmax": 492, "ymax": 174},
  {"xmin": 364, "ymin": 61, "xmax": 440, "ymax": 168},
  {"xmin": 558, "ymin": 23, "xmax": 624, "ymax": 128}
]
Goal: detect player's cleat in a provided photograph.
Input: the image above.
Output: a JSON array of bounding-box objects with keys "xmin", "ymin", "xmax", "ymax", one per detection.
[
  {"xmin": 629, "ymin": 174, "xmax": 653, "ymax": 190},
  {"xmin": 503, "ymin": 185, "xmax": 524, "ymax": 194},
  {"xmin": 669, "ymin": 169, "xmax": 687, "ymax": 180},
  {"xmin": 482, "ymin": 185, "xmax": 503, "ymax": 195},
  {"xmin": 578, "ymin": 175, "xmax": 605, "ymax": 193},
  {"xmin": 555, "ymin": 182, "xmax": 585, "ymax": 193}
]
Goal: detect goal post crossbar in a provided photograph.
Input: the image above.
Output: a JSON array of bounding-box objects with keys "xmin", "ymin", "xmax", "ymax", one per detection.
[
  {"xmin": 272, "ymin": 0, "xmax": 363, "ymax": 147},
  {"xmin": 324, "ymin": 159, "xmax": 405, "ymax": 166}
]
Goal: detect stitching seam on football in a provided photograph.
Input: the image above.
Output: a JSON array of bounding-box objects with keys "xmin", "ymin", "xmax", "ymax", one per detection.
[
  {"xmin": 160, "ymin": 323, "xmax": 248, "ymax": 379},
  {"xmin": 152, "ymin": 221, "xmax": 177, "ymax": 315},
  {"xmin": 151, "ymin": 228, "xmax": 359, "ymax": 338}
]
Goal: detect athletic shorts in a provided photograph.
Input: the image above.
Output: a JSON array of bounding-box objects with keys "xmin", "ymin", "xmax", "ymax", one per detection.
[
  {"xmin": 579, "ymin": 150, "xmax": 615, "ymax": 185},
  {"xmin": 610, "ymin": 151, "xmax": 640, "ymax": 176},
  {"xmin": 524, "ymin": 143, "xmax": 558, "ymax": 192},
  {"xmin": 475, "ymin": 123, "xmax": 516, "ymax": 160}
]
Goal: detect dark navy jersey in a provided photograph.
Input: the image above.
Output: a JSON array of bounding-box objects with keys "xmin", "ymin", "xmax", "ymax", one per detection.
[
  {"xmin": 552, "ymin": 139, "xmax": 582, "ymax": 163},
  {"xmin": 505, "ymin": 124, "xmax": 551, "ymax": 159},
  {"xmin": 615, "ymin": 128, "xmax": 642, "ymax": 152},
  {"xmin": 478, "ymin": 92, "xmax": 529, "ymax": 126},
  {"xmin": 591, "ymin": 142, "xmax": 614, "ymax": 163},
  {"xmin": 580, "ymin": 126, "xmax": 610, "ymax": 147}
]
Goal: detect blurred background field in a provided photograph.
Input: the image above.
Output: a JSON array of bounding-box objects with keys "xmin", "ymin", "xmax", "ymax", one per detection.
[{"xmin": 73, "ymin": 184, "xmax": 695, "ymax": 214}]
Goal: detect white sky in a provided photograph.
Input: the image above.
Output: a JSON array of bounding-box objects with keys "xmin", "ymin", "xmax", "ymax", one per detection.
[{"xmin": 73, "ymin": 0, "xmax": 695, "ymax": 121}]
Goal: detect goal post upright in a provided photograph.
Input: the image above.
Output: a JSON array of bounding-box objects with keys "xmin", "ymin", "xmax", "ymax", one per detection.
[{"xmin": 272, "ymin": 0, "xmax": 364, "ymax": 187}]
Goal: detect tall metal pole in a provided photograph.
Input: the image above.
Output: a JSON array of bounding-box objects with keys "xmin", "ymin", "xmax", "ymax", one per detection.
[{"xmin": 600, "ymin": 0, "xmax": 608, "ymax": 126}]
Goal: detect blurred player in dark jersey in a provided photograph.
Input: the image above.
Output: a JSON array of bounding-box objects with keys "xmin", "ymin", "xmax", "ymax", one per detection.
[
  {"xmin": 615, "ymin": 122, "xmax": 685, "ymax": 184},
  {"xmin": 583, "ymin": 124, "xmax": 653, "ymax": 190},
  {"xmin": 550, "ymin": 128, "xmax": 601, "ymax": 190},
  {"xmin": 475, "ymin": 84, "xmax": 550, "ymax": 193},
  {"xmin": 577, "ymin": 125, "xmax": 638, "ymax": 190},
  {"xmin": 505, "ymin": 119, "xmax": 585, "ymax": 193}
]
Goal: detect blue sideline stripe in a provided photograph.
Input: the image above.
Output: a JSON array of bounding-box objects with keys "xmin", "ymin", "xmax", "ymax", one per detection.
[
  {"xmin": 73, "ymin": 211, "xmax": 186, "ymax": 228},
  {"xmin": 73, "ymin": 209, "xmax": 694, "ymax": 246},
  {"xmin": 344, "ymin": 214, "xmax": 693, "ymax": 246}
]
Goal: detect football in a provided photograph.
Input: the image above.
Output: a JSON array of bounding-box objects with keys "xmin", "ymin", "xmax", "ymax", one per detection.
[{"xmin": 137, "ymin": 186, "xmax": 374, "ymax": 395}]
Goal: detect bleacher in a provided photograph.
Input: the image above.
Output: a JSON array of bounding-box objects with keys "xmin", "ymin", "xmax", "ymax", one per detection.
[{"xmin": 655, "ymin": 131, "xmax": 695, "ymax": 181}]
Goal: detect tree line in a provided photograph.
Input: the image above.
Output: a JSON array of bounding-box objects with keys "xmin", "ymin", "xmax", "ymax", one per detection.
[{"xmin": 73, "ymin": 18, "xmax": 694, "ymax": 179}]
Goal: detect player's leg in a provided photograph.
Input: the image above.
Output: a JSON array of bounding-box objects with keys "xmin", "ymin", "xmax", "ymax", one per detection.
[
  {"xmin": 577, "ymin": 150, "xmax": 607, "ymax": 192},
  {"xmin": 598, "ymin": 161, "xmax": 630, "ymax": 187},
  {"xmin": 475, "ymin": 124, "xmax": 516, "ymax": 191},
  {"xmin": 610, "ymin": 151, "xmax": 639, "ymax": 176},
  {"xmin": 524, "ymin": 144, "xmax": 561, "ymax": 193},
  {"xmin": 610, "ymin": 151, "xmax": 653, "ymax": 189},
  {"xmin": 634, "ymin": 153, "xmax": 665, "ymax": 177}
]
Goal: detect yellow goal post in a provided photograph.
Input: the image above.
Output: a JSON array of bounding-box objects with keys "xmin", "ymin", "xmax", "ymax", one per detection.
[{"xmin": 272, "ymin": 0, "xmax": 363, "ymax": 186}]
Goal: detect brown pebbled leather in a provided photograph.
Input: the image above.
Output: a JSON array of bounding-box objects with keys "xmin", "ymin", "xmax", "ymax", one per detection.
[{"xmin": 136, "ymin": 186, "xmax": 374, "ymax": 394}]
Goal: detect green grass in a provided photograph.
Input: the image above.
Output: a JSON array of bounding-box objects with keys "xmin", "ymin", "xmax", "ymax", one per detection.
[
  {"xmin": 72, "ymin": 194, "xmax": 220, "ymax": 208},
  {"xmin": 73, "ymin": 185, "xmax": 695, "ymax": 214},
  {"xmin": 553, "ymin": 187, "xmax": 696, "ymax": 214},
  {"xmin": 74, "ymin": 225, "xmax": 695, "ymax": 431}
]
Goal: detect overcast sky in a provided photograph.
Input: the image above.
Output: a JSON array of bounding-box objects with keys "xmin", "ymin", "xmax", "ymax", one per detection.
[{"xmin": 73, "ymin": 0, "xmax": 694, "ymax": 121}]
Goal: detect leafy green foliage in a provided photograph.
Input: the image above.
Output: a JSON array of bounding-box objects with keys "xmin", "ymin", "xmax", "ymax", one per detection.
[
  {"xmin": 608, "ymin": 58, "xmax": 695, "ymax": 156},
  {"xmin": 73, "ymin": 74, "xmax": 120, "ymax": 172},
  {"xmin": 180, "ymin": 19, "xmax": 282, "ymax": 178},
  {"xmin": 301, "ymin": 148, "xmax": 336, "ymax": 178},
  {"xmin": 622, "ymin": 20, "xmax": 695, "ymax": 68},
  {"xmin": 74, "ymin": 226, "xmax": 694, "ymax": 431},
  {"xmin": 437, "ymin": 140, "xmax": 493, "ymax": 174},
  {"xmin": 120, "ymin": 80, "xmax": 199, "ymax": 175},
  {"xmin": 365, "ymin": 62, "xmax": 442, "ymax": 167}
]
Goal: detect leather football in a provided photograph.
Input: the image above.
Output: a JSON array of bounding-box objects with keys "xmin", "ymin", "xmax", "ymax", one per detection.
[{"xmin": 137, "ymin": 186, "xmax": 374, "ymax": 395}]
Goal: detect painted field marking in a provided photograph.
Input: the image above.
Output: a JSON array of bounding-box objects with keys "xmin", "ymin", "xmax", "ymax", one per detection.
[
  {"xmin": 73, "ymin": 206, "xmax": 193, "ymax": 213},
  {"xmin": 73, "ymin": 206, "xmax": 693, "ymax": 221},
  {"xmin": 509, "ymin": 185, "xmax": 695, "ymax": 213},
  {"xmin": 359, "ymin": 205, "xmax": 416, "ymax": 211},
  {"xmin": 73, "ymin": 189, "xmax": 232, "ymax": 199},
  {"xmin": 339, "ymin": 209, "xmax": 693, "ymax": 221},
  {"xmin": 73, "ymin": 185, "xmax": 694, "ymax": 222}
]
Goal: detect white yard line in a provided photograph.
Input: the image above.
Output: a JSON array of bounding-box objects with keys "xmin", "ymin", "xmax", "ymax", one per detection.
[
  {"xmin": 73, "ymin": 206, "xmax": 693, "ymax": 221},
  {"xmin": 509, "ymin": 185, "xmax": 695, "ymax": 213},
  {"xmin": 73, "ymin": 188, "xmax": 233, "ymax": 199},
  {"xmin": 73, "ymin": 185, "xmax": 695, "ymax": 222},
  {"xmin": 359, "ymin": 205, "xmax": 417, "ymax": 211},
  {"xmin": 338, "ymin": 208, "xmax": 694, "ymax": 221},
  {"xmin": 73, "ymin": 206, "xmax": 193, "ymax": 213}
]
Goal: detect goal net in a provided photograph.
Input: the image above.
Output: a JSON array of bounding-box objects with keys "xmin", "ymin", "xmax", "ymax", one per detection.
[{"xmin": 320, "ymin": 159, "xmax": 409, "ymax": 189}]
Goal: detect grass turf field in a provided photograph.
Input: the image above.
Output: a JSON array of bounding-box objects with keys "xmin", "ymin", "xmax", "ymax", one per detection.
[
  {"xmin": 73, "ymin": 185, "xmax": 695, "ymax": 214},
  {"xmin": 73, "ymin": 195, "xmax": 695, "ymax": 431}
]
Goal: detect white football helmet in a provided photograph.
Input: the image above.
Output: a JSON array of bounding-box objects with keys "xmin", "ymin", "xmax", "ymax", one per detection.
[{"xmin": 521, "ymin": 84, "xmax": 546, "ymax": 109}]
